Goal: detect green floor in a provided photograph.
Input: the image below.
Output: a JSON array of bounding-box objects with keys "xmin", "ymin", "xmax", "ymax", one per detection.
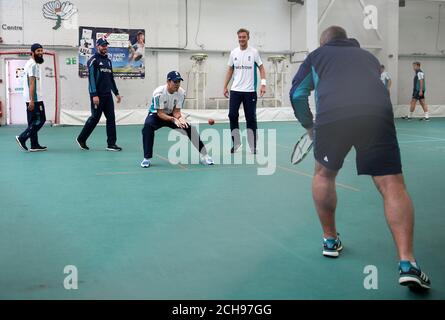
[{"xmin": 0, "ymin": 119, "xmax": 444, "ymax": 299}]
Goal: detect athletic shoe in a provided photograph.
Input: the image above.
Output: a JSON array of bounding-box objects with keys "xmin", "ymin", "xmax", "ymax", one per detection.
[
  {"xmin": 15, "ymin": 136, "xmax": 28, "ymax": 151},
  {"xmin": 76, "ymin": 138, "xmax": 89, "ymax": 150},
  {"xmin": 230, "ymin": 144, "xmax": 242, "ymax": 154},
  {"xmin": 401, "ymin": 116, "xmax": 410, "ymax": 120},
  {"xmin": 399, "ymin": 261, "xmax": 431, "ymax": 290},
  {"xmin": 141, "ymin": 158, "xmax": 151, "ymax": 168},
  {"xmin": 200, "ymin": 154, "xmax": 214, "ymax": 165},
  {"xmin": 29, "ymin": 145, "xmax": 47, "ymax": 152},
  {"xmin": 107, "ymin": 144, "xmax": 122, "ymax": 151},
  {"xmin": 323, "ymin": 234, "xmax": 343, "ymax": 258},
  {"xmin": 419, "ymin": 117, "xmax": 430, "ymax": 121}
]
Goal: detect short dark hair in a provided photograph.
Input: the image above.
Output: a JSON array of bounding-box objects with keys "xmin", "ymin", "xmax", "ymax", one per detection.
[
  {"xmin": 381, "ymin": 64, "xmax": 385, "ymax": 69},
  {"xmin": 413, "ymin": 61, "xmax": 421, "ymax": 66},
  {"xmin": 237, "ymin": 28, "xmax": 250, "ymax": 37},
  {"xmin": 320, "ymin": 26, "xmax": 347, "ymax": 46}
]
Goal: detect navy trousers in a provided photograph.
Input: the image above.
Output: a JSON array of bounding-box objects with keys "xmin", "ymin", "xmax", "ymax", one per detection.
[
  {"xmin": 78, "ymin": 95, "xmax": 117, "ymax": 146},
  {"xmin": 142, "ymin": 113, "xmax": 205, "ymax": 159},
  {"xmin": 228, "ymin": 90, "xmax": 257, "ymax": 149},
  {"xmin": 18, "ymin": 101, "xmax": 46, "ymax": 148}
]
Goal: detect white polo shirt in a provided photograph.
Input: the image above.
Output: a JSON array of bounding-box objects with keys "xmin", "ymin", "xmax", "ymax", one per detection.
[
  {"xmin": 228, "ymin": 46, "xmax": 263, "ymax": 92},
  {"xmin": 23, "ymin": 58, "xmax": 43, "ymax": 103},
  {"xmin": 149, "ymin": 85, "xmax": 186, "ymax": 114}
]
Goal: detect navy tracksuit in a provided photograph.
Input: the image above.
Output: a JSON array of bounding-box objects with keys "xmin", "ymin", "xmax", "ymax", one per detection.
[
  {"xmin": 78, "ymin": 53, "xmax": 119, "ymax": 146},
  {"xmin": 289, "ymin": 38, "xmax": 393, "ymax": 129}
]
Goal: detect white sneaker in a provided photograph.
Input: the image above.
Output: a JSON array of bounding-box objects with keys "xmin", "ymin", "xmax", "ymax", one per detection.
[
  {"xmin": 230, "ymin": 144, "xmax": 242, "ymax": 154},
  {"xmin": 141, "ymin": 158, "xmax": 151, "ymax": 168},
  {"xmin": 200, "ymin": 154, "xmax": 214, "ymax": 165}
]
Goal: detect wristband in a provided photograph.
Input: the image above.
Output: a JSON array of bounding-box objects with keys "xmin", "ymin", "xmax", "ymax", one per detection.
[{"xmin": 261, "ymin": 79, "xmax": 267, "ymax": 86}]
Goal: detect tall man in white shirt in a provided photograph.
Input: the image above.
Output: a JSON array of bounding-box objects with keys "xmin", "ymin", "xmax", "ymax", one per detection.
[
  {"xmin": 223, "ymin": 28, "xmax": 267, "ymax": 154},
  {"xmin": 16, "ymin": 43, "xmax": 47, "ymax": 152}
]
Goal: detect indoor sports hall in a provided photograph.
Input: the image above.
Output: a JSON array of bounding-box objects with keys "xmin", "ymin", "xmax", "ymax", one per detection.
[{"xmin": 0, "ymin": 0, "xmax": 444, "ymax": 300}]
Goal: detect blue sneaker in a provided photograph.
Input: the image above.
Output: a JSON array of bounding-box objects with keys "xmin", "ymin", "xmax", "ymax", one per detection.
[
  {"xmin": 399, "ymin": 261, "xmax": 431, "ymax": 290},
  {"xmin": 323, "ymin": 234, "xmax": 343, "ymax": 257},
  {"xmin": 140, "ymin": 158, "xmax": 151, "ymax": 168}
]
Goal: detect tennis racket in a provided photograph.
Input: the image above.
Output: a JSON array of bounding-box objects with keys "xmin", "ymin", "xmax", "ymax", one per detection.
[{"xmin": 290, "ymin": 132, "xmax": 313, "ymax": 165}]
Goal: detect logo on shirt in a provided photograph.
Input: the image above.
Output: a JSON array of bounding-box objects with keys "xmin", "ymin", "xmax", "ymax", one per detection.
[
  {"xmin": 99, "ymin": 62, "xmax": 103, "ymax": 65},
  {"xmin": 248, "ymin": 56, "xmax": 251, "ymax": 62}
]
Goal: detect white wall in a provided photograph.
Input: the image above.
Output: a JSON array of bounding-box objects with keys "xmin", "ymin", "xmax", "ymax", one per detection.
[
  {"xmin": 0, "ymin": 0, "xmax": 305, "ymax": 125},
  {"xmin": 399, "ymin": 0, "xmax": 445, "ymax": 108},
  {"xmin": 2, "ymin": 0, "xmax": 443, "ymax": 125}
]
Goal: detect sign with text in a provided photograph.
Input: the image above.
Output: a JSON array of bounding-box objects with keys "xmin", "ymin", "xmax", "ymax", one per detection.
[{"xmin": 78, "ymin": 26, "xmax": 145, "ymax": 79}]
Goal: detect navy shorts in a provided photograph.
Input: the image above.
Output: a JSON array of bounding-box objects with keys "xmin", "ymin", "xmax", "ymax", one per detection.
[
  {"xmin": 314, "ymin": 116, "xmax": 402, "ymax": 176},
  {"xmin": 412, "ymin": 90, "xmax": 426, "ymax": 100}
]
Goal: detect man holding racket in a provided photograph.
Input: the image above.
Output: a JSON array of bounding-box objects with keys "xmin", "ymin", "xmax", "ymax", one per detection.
[
  {"xmin": 140, "ymin": 71, "xmax": 214, "ymax": 168},
  {"xmin": 289, "ymin": 26, "xmax": 431, "ymax": 290}
]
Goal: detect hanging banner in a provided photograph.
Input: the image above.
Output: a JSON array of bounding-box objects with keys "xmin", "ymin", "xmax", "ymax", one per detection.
[{"xmin": 78, "ymin": 26, "xmax": 145, "ymax": 79}]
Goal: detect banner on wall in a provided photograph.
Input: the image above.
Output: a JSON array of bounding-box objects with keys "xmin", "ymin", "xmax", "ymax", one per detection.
[{"xmin": 78, "ymin": 26, "xmax": 145, "ymax": 79}]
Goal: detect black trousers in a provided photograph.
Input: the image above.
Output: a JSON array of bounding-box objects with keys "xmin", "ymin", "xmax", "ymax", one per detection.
[
  {"xmin": 18, "ymin": 101, "xmax": 46, "ymax": 148},
  {"xmin": 228, "ymin": 90, "xmax": 257, "ymax": 149},
  {"xmin": 78, "ymin": 95, "xmax": 116, "ymax": 146},
  {"xmin": 142, "ymin": 113, "xmax": 205, "ymax": 159}
]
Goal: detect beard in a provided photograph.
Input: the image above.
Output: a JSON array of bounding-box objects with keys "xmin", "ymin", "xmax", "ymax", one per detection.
[{"xmin": 35, "ymin": 55, "xmax": 44, "ymax": 64}]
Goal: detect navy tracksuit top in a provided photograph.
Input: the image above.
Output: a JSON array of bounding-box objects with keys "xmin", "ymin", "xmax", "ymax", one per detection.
[
  {"xmin": 289, "ymin": 38, "xmax": 393, "ymax": 129},
  {"xmin": 87, "ymin": 53, "xmax": 119, "ymax": 97}
]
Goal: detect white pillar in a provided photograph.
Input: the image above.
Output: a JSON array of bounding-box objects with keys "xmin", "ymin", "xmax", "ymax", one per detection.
[
  {"xmin": 387, "ymin": 0, "xmax": 399, "ymax": 106},
  {"xmin": 306, "ymin": 0, "xmax": 318, "ymax": 111},
  {"xmin": 306, "ymin": 0, "xmax": 319, "ymax": 52}
]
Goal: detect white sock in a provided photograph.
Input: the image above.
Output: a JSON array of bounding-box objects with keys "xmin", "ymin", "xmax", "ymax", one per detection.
[
  {"xmin": 411, "ymin": 261, "xmax": 418, "ymax": 269},
  {"xmin": 425, "ymin": 112, "xmax": 429, "ymax": 119},
  {"xmin": 408, "ymin": 112, "xmax": 413, "ymax": 118}
]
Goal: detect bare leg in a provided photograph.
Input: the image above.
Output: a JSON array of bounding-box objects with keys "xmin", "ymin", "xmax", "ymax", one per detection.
[
  {"xmin": 409, "ymin": 98, "xmax": 417, "ymax": 116},
  {"xmin": 312, "ymin": 161, "xmax": 339, "ymax": 239},
  {"xmin": 419, "ymin": 99, "xmax": 428, "ymax": 113},
  {"xmin": 372, "ymin": 174, "xmax": 415, "ymax": 261}
]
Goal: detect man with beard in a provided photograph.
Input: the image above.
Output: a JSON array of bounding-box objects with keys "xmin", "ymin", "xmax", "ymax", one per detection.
[
  {"xmin": 16, "ymin": 43, "xmax": 47, "ymax": 152},
  {"xmin": 76, "ymin": 38, "xmax": 122, "ymax": 151}
]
